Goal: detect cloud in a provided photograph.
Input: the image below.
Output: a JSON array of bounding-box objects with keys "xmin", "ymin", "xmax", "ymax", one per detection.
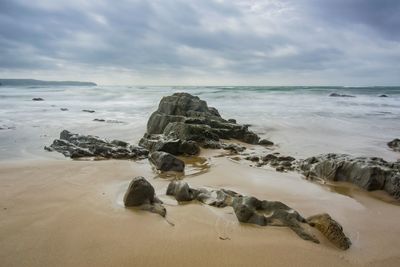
[{"xmin": 0, "ymin": 0, "xmax": 399, "ymax": 85}]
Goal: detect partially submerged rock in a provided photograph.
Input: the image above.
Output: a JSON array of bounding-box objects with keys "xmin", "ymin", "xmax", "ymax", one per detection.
[
  {"xmin": 123, "ymin": 176, "xmax": 166, "ymax": 217},
  {"xmin": 307, "ymin": 213, "xmax": 351, "ymax": 250},
  {"xmin": 329, "ymin": 93, "xmax": 355, "ymax": 98},
  {"xmin": 257, "ymin": 153, "xmax": 296, "ymax": 172},
  {"xmin": 259, "ymin": 139, "xmax": 274, "ymax": 146},
  {"xmin": 299, "ymin": 153, "xmax": 400, "ymax": 199},
  {"xmin": 388, "ymin": 138, "xmax": 400, "ymax": 152},
  {"xmin": 45, "ymin": 130, "xmax": 148, "ymax": 159},
  {"xmin": 32, "ymin": 97, "xmax": 44, "ymax": 101},
  {"xmin": 82, "ymin": 109, "xmax": 95, "ymax": 113},
  {"xmin": 149, "ymin": 151, "xmax": 185, "ymax": 172},
  {"xmin": 140, "ymin": 93, "xmax": 260, "ymax": 154}
]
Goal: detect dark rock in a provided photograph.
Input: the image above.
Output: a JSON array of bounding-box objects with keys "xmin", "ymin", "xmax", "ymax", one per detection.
[
  {"xmin": 166, "ymin": 181, "xmax": 324, "ymax": 244},
  {"xmin": 93, "ymin": 118, "xmax": 105, "ymax": 122},
  {"xmin": 329, "ymin": 93, "xmax": 355, "ymax": 98},
  {"xmin": 139, "ymin": 136, "xmax": 200, "ymax": 156},
  {"xmin": 32, "ymin": 97, "xmax": 44, "ymax": 101},
  {"xmin": 388, "ymin": 138, "xmax": 400, "ymax": 152},
  {"xmin": 221, "ymin": 143, "xmax": 246, "ymax": 154},
  {"xmin": 379, "ymin": 94, "xmax": 388, "ymax": 97},
  {"xmin": 246, "ymin": 155, "xmax": 260, "ymax": 162},
  {"xmin": 45, "ymin": 130, "xmax": 148, "ymax": 159},
  {"xmin": 142, "ymin": 93, "xmax": 260, "ymax": 149},
  {"xmin": 307, "ymin": 213, "xmax": 351, "ymax": 250},
  {"xmin": 149, "ymin": 151, "xmax": 185, "ymax": 172},
  {"xmin": 82, "ymin": 109, "xmax": 95, "ymax": 113},
  {"xmin": 123, "ymin": 177, "xmax": 166, "ymax": 217},
  {"xmin": 299, "ymin": 153, "xmax": 400, "ymax": 199},
  {"xmin": 258, "ymin": 153, "xmax": 296, "ymax": 172},
  {"xmin": 228, "ymin": 119, "xmax": 236, "ymax": 124},
  {"xmin": 259, "ymin": 139, "xmax": 274, "ymax": 146},
  {"xmin": 60, "ymin": 108, "xmax": 68, "ymax": 111}
]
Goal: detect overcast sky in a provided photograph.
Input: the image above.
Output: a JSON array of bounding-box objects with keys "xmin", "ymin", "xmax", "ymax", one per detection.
[{"xmin": 0, "ymin": 0, "xmax": 399, "ymax": 85}]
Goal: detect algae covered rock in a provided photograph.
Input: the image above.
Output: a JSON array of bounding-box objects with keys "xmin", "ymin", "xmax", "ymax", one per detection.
[{"xmin": 307, "ymin": 213, "xmax": 351, "ymax": 250}]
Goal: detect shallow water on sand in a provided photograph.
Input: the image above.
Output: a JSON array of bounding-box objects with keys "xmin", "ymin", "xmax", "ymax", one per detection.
[{"xmin": 0, "ymin": 85, "xmax": 400, "ymax": 161}]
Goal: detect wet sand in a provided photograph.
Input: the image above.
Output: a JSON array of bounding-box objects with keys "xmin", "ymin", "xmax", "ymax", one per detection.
[{"xmin": 1, "ymin": 153, "xmax": 400, "ymax": 267}]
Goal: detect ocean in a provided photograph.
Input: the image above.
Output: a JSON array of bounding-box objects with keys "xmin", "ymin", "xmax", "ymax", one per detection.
[{"xmin": 0, "ymin": 85, "xmax": 399, "ymax": 161}]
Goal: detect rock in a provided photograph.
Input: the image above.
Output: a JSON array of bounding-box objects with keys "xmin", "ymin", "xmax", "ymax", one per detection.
[
  {"xmin": 307, "ymin": 213, "xmax": 351, "ymax": 250},
  {"xmin": 149, "ymin": 151, "xmax": 185, "ymax": 172},
  {"xmin": 257, "ymin": 153, "xmax": 296, "ymax": 172},
  {"xmin": 123, "ymin": 177, "xmax": 166, "ymax": 217},
  {"xmin": 329, "ymin": 93, "xmax": 355, "ymax": 98},
  {"xmin": 221, "ymin": 143, "xmax": 246, "ymax": 154},
  {"xmin": 245, "ymin": 155, "xmax": 260, "ymax": 162},
  {"xmin": 299, "ymin": 154, "xmax": 400, "ymax": 199},
  {"xmin": 60, "ymin": 108, "xmax": 68, "ymax": 111},
  {"xmin": 388, "ymin": 138, "xmax": 400, "ymax": 152},
  {"xmin": 379, "ymin": 94, "xmax": 388, "ymax": 97},
  {"xmin": 228, "ymin": 119, "xmax": 236, "ymax": 124},
  {"xmin": 141, "ymin": 93, "xmax": 260, "ymax": 149},
  {"xmin": 93, "ymin": 118, "xmax": 105, "ymax": 122},
  {"xmin": 82, "ymin": 109, "xmax": 95, "ymax": 113},
  {"xmin": 166, "ymin": 181, "xmax": 321, "ymax": 243},
  {"xmin": 259, "ymin": 139, "xmax": 274, "ymax": 146},
  {"xmin": 45, "ymin": 130, "xmax": 148, "ymax": 159},
  {"xmin": 32, "ymin": 97, "xmax": 44, "ymax": 101}
]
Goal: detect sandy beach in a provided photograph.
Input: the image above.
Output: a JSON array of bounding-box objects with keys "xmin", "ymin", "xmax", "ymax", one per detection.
[{"xmin": 1, "ymin": 150, "xmax": 400, "ymax": 267}]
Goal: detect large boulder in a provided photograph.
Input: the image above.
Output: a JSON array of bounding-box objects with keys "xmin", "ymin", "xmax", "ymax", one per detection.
[
  {"xmin": 123, "ymin": 177, "xmax": 166, "ymax": 217},
  {"xmin": 45, "ymin": 130, "xmax": 149, "ymax": 159},
  {"xmin": 299, "ymin": 153, "xmax": 400, "ymax": 199},
  {"xmin": 149, "ymin": 151, "xmax": 185, "ymax": 172},
  {"xmin": 140, "ymin": 93, "xmax": 260, "ymax": 152},
  {"xmin": 307, "ymin": 213, "xmax": 351, "ymax": 250}
]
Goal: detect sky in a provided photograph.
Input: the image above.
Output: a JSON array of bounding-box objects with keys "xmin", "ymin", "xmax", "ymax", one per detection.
[{"xmin": 0, "ymin": 0, "xmax": 399, "ymax": 86}]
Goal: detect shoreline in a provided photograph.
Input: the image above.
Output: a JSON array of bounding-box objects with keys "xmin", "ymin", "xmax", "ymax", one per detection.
[{"xmin": 1, "ymin": 153, "xmax": 400, "ymax": 266}]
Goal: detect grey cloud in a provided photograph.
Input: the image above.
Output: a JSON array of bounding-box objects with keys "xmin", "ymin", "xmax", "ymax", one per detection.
[{"xmin": 0, "ymin": 0, "xmax": 399, "ymax": 85}]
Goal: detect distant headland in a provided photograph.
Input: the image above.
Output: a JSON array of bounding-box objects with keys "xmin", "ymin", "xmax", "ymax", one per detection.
[{"xmin": 0, "ymin": 79, "xmax": 97, "ymax": 86}]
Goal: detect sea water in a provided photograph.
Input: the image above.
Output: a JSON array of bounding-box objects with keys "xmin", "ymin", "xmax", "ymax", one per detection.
[{"xmin": 0, "ymin": 85, "xmax": 399, "ymax": 161}]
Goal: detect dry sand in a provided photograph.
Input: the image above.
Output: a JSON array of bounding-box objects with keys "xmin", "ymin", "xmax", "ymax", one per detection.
[{"xmin": 1, "ymin": 151, "xmax": 400, "ymax": 267}]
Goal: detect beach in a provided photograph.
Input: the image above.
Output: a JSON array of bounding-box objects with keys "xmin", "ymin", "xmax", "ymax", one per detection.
[{"xmin": 1, "ymin": 86, "xmax": 400, "ymax": 266}]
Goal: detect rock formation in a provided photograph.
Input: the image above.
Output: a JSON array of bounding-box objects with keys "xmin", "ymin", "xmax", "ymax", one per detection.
[
  {"xmin": 45, "ymin": 130, "xmax": 148, "ymax": 159},
  {"xmin": 299, "ymin": 153, "xmax": 400, "ymax": 199},
  {"xmin": 123, "ymin": 176, "xmax": 166, "ymax": 217},
  {"xmin": 139, "ymin": 93, "xmax": 260, "ymax": 155},
  {"xmin": 329, "ymin": 93, "xmax": 355, "ymax": 98},
  {"xmin": 166, "ymin": 181, "xmax": 353, "ymax": 246}
]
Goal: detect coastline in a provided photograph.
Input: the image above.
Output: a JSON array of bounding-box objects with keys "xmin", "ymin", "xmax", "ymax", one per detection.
[{"xmin": 1, "ymin": 153, "xmax": 400, "ymax": 267}]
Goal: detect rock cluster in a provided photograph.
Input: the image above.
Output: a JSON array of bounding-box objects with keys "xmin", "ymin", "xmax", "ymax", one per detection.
[
  {"xmin": 245, "ymin": 153, "xmax": 296, "ymax": 172},
  {"xmin": 388, "ymin": 138, "xmax": 400, "ymax": 152},
  {"xmin": 139, "ymin": 93, "xmax": 261, "ymax": 156},
  {"xmin": 299, "ymin": 153, "xmax": 400, "ymax": 199},
  {"xmin": 166, "ymin": 181, "xmax": 351, "ymax": 248},
  {"xmin": 45, "ymin": 130, "xmax": 148, "ymax": 159},
  {"xmin": 123, "ymin": 177, "xmax": 166, "ymax": 217}
]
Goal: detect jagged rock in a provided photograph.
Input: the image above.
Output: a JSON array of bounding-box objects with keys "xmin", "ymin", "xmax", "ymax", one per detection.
[
  {"xmin": 166, "ymin": 181, "xmax": 321, "ymax": 243},
  {"xmin": 329, "ymin": 93, "xmax": 355, "ymax": 98},
  {"xmin": 299, "ymin": 154, "xmax": 400, "ymax": 199},
  {"xmin": 141, "ymin": 93, "xmax": 260, "ymax": 150},
  {"xmin": 257, "ymin": 153, "xmax": 296, "ymax": 172},
  {"xmin": 32, "ymin": 97, "xmax": 44, "ymax": 101},
  {"xmin": 149, "ymin": 151, "xmax": 185, "ymax": 172},
  {"xmin": 139, "ymin": 135, "xmax": 200, "ymax": 156},
  {"xmin": 307, "ymin": 213, "xmax": 351, "ymax": 250},
  {"xmin": 45, "ymin": 130, "xmax": 148, "ymax": 159},
  {"xmin": 259, "ymin": 139, "xmax": 274, "ymax": 146},
  {"xmin": 123, "ymin": 177, "xmax": 166, "ymax": 217},
  {"xmin": 388, "ymin": 138, "xmax": 400, "ymax": 152}
]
